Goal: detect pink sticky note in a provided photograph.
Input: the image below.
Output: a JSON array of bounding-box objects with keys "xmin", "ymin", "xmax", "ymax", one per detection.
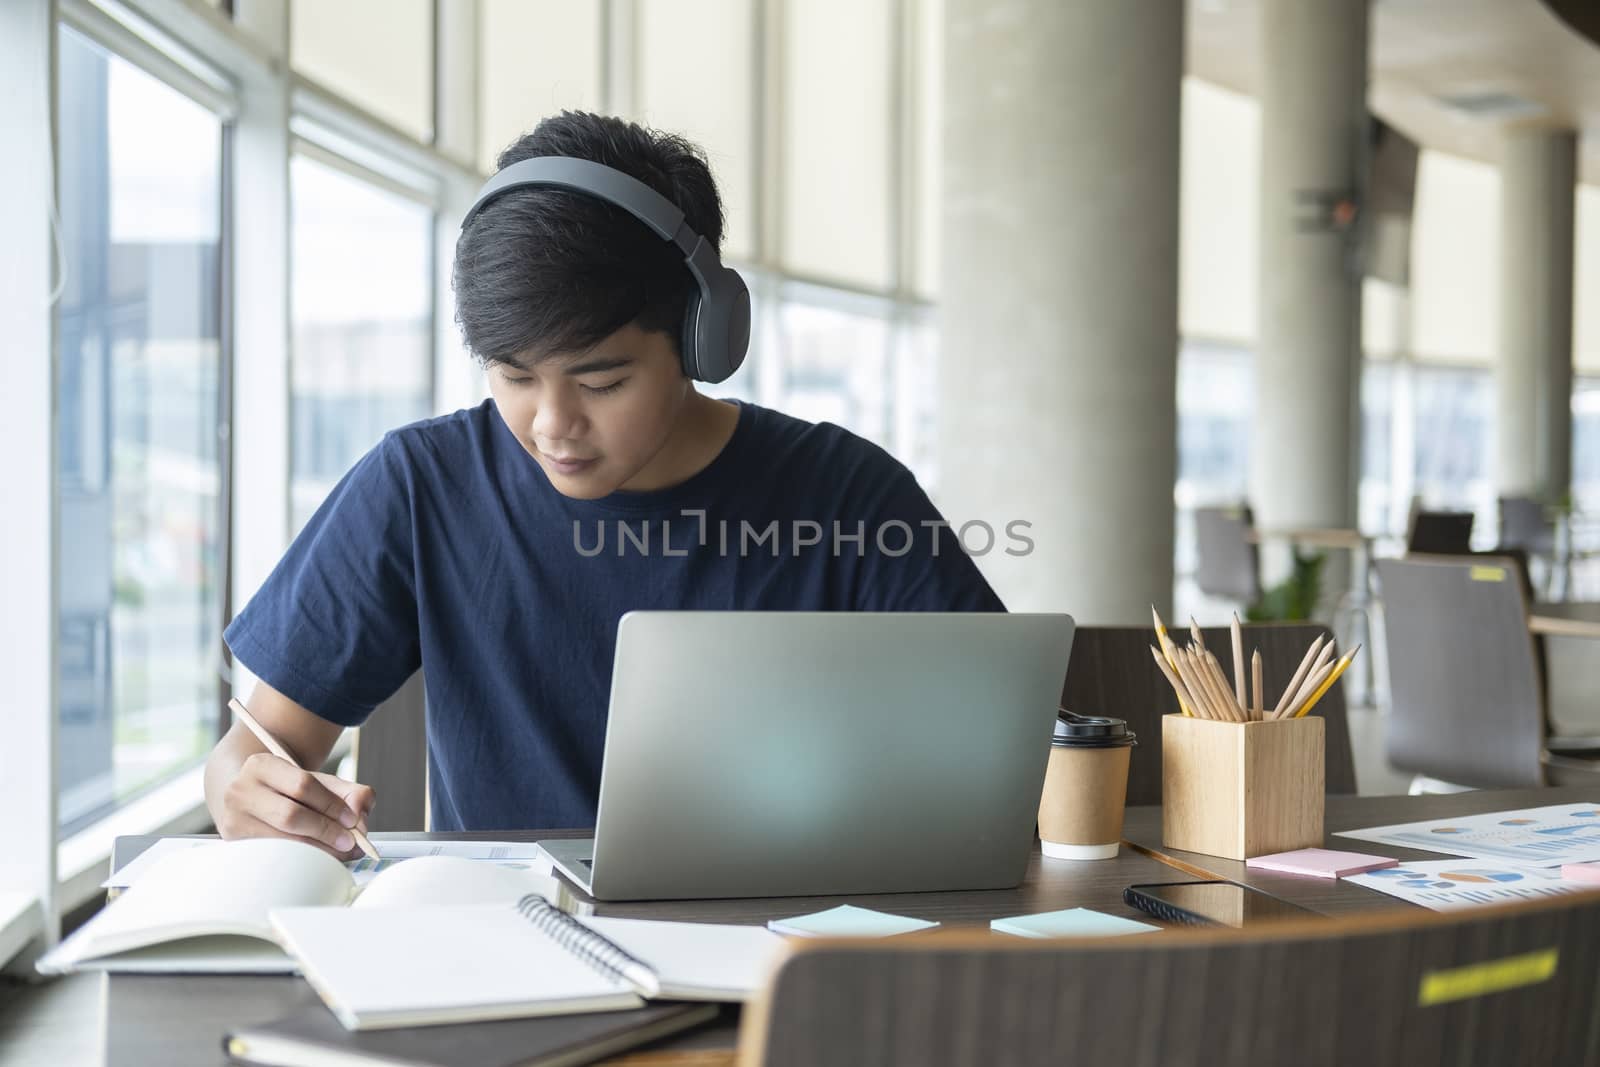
[
  {"xmin": 1562, "ymin": 862, "xmax": 1600, "ymax": 885},
  {"xmin": 1246, "ymin": 848, "xmax": 1399, "ymax": 879}
]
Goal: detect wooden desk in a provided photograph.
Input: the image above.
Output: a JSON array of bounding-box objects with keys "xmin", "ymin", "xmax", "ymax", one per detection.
[
  {"xmin": 1246, "ymin": 526, "xmax": 1369, "ymax": 552},
  {"xmin": 1122, "ymin": 785, "xmax": 1600, "ymax": 917},
  {"xmin": 104, "ymin": 788, "xmax": 1600, "ymax": 1065},
  {"xmin": 1529, "ymin": 601, "xmax": 1600, "ymax": 639},
  {"xmin": 101, "ymin": 829, "xmax": 1184, "ymax": 1067}
]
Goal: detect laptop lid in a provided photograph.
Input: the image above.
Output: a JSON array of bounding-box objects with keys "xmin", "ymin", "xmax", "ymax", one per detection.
[{"xmin": 585, "ymin": 611, "xmax": 1074, "ymax": 900}]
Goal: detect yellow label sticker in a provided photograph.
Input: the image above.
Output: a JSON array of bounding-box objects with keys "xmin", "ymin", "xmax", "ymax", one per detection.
[
  {"xmin": 1418, "ymin": 948, "xmax": 1558, "ymax": 1006},
  {"xmin": 1469, "ymin": 565, "xmax": 1507, "ymax": 583}
]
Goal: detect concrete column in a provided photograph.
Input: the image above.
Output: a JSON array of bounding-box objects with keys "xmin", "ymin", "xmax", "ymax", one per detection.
[
  {"xmin": 1495, "ymin": 126, "xmax": 1577, "ymax": 500},
  {"xmin": 1253, "ymin": 0, "xmax": 1369, "ymax": 550},
  {"xmin": 938, "ymin": 1, "xmax": 1182, "ymax": 622}
]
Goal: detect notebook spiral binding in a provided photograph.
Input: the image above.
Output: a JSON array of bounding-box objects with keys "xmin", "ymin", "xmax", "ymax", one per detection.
[{"xmin": 514, "ymin": 893, "xmax": 650, "ymax": 984}]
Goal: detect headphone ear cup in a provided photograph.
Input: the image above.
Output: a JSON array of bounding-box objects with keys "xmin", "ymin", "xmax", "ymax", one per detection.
[
  {"xmin": 687, "ymin": 268, "xmax": 749, "ymax": 384},
  {"xmin": 679, "ymin": 293, "xmax": 702, "ymax": 380}
]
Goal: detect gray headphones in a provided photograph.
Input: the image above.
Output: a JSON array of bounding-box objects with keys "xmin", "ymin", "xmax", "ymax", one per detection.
[{"xmin": 460, "ymin": 156, "xmax": 750, "ymax": 384}]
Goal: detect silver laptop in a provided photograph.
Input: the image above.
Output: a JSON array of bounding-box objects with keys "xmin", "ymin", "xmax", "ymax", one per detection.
[{"xmin": 539, "ymin": 611, "xmax": 1074, "ymax": 901}]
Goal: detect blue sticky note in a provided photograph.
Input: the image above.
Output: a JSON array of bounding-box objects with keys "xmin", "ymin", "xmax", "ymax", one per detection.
[
  {"xmin": 990, "ymin": 907, "xmax": 1161, "ymax": 939},
  {"xmin": 768, "ymin": 904, "xmax": 940, "ymax": 938}
]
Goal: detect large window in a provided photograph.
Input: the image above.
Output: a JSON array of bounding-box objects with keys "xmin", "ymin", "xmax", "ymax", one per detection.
[
  {"xmin": 1173, "ymin": 340, "xmax": 1253, "ymax": 597},
  {"xmin": 290, "ymin": 0, "xmax": 436, "ymax": 143},
  {"xmin": 712, "ymin": 274, "xmax": 937, "ymax": 488},
  {"xmin": 780, "ymin": 0, "xmax": 895, "ymax": 289},
  {"xmin": 289, "ymin": 155, "xmax": 434, "ymax": 530},
  {"xmin": 55, "ymin": 29, "xmax": 226, "ymax": 835},
  {"xmin": 1411, "ymin": 364, "xmax": 1493, "ymax": 530},
  {"xmin": 478, "ymin": 0, "xmax": 602, "ymax": 172},
  {"xmin": 636, "ymin": 0, "xmax": 757, "ymax": 261}
]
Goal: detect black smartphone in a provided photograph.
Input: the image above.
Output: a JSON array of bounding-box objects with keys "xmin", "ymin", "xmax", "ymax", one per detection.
[{"xmin": 1123, "ymin": 881, "xmax": 1315, "ymax": 927}]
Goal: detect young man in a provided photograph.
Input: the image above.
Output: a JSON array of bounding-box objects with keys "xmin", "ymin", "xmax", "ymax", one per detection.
[{"xmin": 204, "ymin": 111, "xmax": 1003, "ymax": 856}]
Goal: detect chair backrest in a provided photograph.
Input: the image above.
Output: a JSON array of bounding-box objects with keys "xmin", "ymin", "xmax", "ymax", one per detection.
[
  {"xmin": 738, "ymin": 893, "xmax": 1600, "ymax": 1067},
  {"xmin": 1406, "ymin": 509, "xmax": 1475, "ymax": 555},
  {"xmin": 1192, "ymin": 505, "xmax": 1261, "ymax": 603},
  {"xmin": 1376, "ymin": 556, "xmax": 1546, "ymax": 788},
  {"xmin": 1499, "ymin": 495, "xmax": 1555, "ymax": 554},
  {"xmin": 353, "ymin": 670, "xmax": 429, "ymax": 831},
  {"xmin": 1060, "ymin": 623, "xmax": 1357, "ymax": 805}
]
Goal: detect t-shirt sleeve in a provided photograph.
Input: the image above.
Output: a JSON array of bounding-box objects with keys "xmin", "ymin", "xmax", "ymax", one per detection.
[
  {"xmin": 224, "ymin": 434, "xmax": 422, "ymax": 726},
  {"xmin": 849, "ymin": 461, "xmax": 1008, "ymax": 613}
]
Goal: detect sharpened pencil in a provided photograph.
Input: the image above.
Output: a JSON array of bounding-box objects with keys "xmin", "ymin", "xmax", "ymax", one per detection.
[
  {"xmin": 1251, "ymin": 649, "xmax": 1264, "ymax": 722},
  {"xmin": 1151, "ymin": 605, "xmax": 1190, "ymax": 716},
  {"xmin": 1272, "ymin": 635, "xmax": 1325, "ymax": 719},
  {"xmin": 1204, "ymin": 650, "xmax": 1246, "ymax": 721},
  {"xmin": 1173, "ymin": 648, "xmax": 1218, "ymax": 719},
  {"xmin": 1292, "ymin": 645, "xmax": 1361, "ymax": 718},
  {"xmin": 1151, "ymin": 645, "xmax": 1197, "ymax": 716},
  {"xmin": 1230, "ymin": 614, "xmax": 1246, "ymax": 712}
]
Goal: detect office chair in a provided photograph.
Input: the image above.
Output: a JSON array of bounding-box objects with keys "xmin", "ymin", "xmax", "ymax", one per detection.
[
  {"xmin": 352, "ymin": 670, "xmax": 429, "ymax": 831},
  {"xmin": 1498, "ymin": 496, "xmax": 1556, "ymax": 556},
  {"xmin": 1377, "ymin": 556, "xmax": 1600, "ymax": 791},
  {"xmin": 1192, "ymin": 505, "xmax": 1261, "ymax": 608},
  {"xmin": 1405, "ymin": 509, "xmax": 1474, "ymax": 556},
  {"xmin": 739, "ymin": 893, "xmax": 1600, "ymax": 1067}
]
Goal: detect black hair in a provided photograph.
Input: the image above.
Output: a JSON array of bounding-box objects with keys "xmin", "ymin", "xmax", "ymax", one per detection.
[{"xmin": 453, "ymin": 111, "xmax": 725, "ymax": 369}]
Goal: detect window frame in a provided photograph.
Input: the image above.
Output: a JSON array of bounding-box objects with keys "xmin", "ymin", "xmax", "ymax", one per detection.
[
  {"xmin": 46, "ymin": 1, "xmax": 235, "ymax": 928},
  {"xmin": 0, "ymin": 0, "xmax": 479, "ymax": 966}
]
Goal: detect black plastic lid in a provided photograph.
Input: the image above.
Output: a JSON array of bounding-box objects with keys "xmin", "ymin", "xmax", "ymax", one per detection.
[{"xmin": 1051, "ymin": 708, "xmax": 1138, "ymax": 748}]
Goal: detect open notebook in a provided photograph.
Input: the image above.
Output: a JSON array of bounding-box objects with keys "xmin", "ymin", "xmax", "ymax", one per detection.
[
  {"xmin": 271, "ymin": 899, "xmax": 787, "ymax": 1031},
  {"xmin": 38, "ymin": 838, "xmax": 577, "ymax": 975}
]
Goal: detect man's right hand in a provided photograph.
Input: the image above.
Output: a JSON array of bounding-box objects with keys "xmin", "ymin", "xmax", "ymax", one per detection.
[
  {"xmin": 216, "ymin": 753, "xmax": 375, "ymax": 860},
  {"xmin": 204, "ymin": 680, "xmax": 375, "ymax": 861}
]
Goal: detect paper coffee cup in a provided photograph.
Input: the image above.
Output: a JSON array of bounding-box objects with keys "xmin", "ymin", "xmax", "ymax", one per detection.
[{"xmin": 1037, "ymin": 711, "xmax": 1136, "ymax": 860}]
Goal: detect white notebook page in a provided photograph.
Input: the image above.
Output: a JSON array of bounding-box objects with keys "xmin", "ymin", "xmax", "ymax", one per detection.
[
  {"xmin": 579, "ymin": 917, "xmax": 786, "ymax": 1000},
  {"xmin": 270, "ymin": 903, "xmax": 641, "ymax": 1029}
]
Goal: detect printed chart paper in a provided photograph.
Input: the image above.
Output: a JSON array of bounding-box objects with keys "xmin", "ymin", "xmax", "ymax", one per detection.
[
  {"xmin": 1343, "ymin": 860, "xmax": 1590, "ymax": 911},
  {"xmin": 1336, "ymin": 804, "xmax": 1600, "ymax": 866}
]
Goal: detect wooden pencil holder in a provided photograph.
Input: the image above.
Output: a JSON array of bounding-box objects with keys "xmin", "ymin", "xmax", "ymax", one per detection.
[{"xmin": 1161, "ymin": 713, "xmax": 1324, "ymax": 861}]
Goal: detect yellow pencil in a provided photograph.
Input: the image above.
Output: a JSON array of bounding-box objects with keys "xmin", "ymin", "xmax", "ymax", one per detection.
[
  {"xmin": 1271, "ymin": 635, "xmax": 1325, "ymax": 719},
  {"xmin": 1292, "ymin": 645, "xmax": 1361, "ymax": 718},
  {"xmin": 1151, "ymin": 606, "xmax": 1191, "ymax": 716},
  {"xmin": 1150, "ymin": 645, "xmax": 1198, "ymax": 717}
]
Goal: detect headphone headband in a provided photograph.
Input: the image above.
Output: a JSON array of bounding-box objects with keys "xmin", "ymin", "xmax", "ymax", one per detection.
[{"xmin": 460, "ymin": 156, "xmax": 749, "ymax": 383}]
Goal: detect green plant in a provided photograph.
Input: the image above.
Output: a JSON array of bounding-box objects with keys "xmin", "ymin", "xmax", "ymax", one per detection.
[{"xmin": 1245, "ymin": 548, "xmax": 1325, "ymax": 622}]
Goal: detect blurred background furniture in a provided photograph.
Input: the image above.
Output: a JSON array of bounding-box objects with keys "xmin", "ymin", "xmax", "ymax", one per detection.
[
  {"xmin": 1405, "ymin": 509, "xmax": 1475, "ymax": 556},
  {"xmin": 1377, "ymin": 556, "xmax": 1600, "ymax": 791},
  {"xmin": 1193, "ymin": 505, "xmax": 1261, "ymax": 611}
]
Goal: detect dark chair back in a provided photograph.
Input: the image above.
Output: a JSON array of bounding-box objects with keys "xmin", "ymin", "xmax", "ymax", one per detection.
[
  {"xmin": 1376, "ymin": 556, "xmax": 1545, "ymax": 788},
  {"xmin": 1407, "ymin": 509, "xmax": 1475, "ymax": 555},
  {"xmin": 1193, "ymin": 505, "xmax": 1261, "ymax": 604},
  {"xmin": 740, "ymin": 894, "xmax": 1600, "ymax": 1067},
  {"xmin": 1060, "ymin": 623, "xmax": 1357, "ymax": 805},
  {"xmin": 1499, "ymin": 495, "xmax": 1556, "ymax": 554},
  {"xmin": 354, "ymin": 670, "xmax": 428, "ymax": 831}
]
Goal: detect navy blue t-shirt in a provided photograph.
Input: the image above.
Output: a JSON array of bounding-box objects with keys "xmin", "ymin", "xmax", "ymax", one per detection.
[{"xmin": 225, "ymin": 398, "xmax": 1004, "ymax": 830}]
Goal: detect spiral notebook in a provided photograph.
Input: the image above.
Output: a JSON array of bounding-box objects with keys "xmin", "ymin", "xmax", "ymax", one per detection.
[{"xmin": 269, "ymin": 894, "xmax": 785, "ymax": 1031}]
